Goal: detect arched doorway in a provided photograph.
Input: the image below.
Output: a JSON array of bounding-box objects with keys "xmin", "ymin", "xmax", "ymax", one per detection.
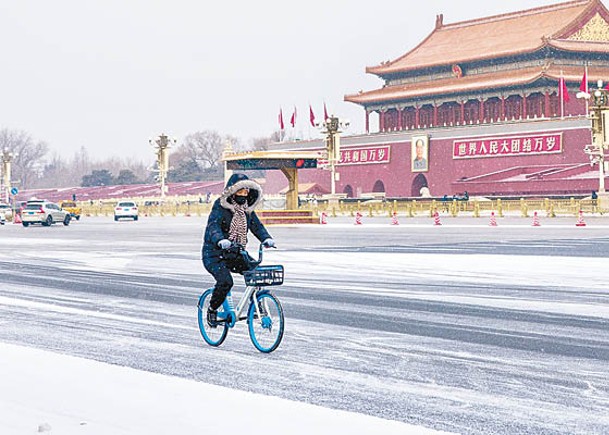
[
  {"xmin": 372, "ymin": 180, "xmax": 385, "ymax": 193},
  {"xmin": 411, "ymin": 174, "xmax": 428, "ymax": 197},
  {"xmin": 343, "ymin": 185, "xmax": 354, "ymax": 198}
]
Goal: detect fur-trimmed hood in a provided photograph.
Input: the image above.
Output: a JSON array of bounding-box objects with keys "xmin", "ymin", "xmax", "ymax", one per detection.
[{"xmin": 219, "ymin": 173, "xmax": 263, "ymax": 211}]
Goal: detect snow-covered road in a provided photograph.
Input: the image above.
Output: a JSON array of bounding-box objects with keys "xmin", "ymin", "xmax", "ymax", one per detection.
[{"xmin": 1, "ymin": 217, "xmax": 608, "ymax": 434}]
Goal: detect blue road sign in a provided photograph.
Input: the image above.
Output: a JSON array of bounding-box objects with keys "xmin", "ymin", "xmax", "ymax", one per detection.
[{"xmin": 10, "ymin": 187, "xmax": 18, "ymax": 195}]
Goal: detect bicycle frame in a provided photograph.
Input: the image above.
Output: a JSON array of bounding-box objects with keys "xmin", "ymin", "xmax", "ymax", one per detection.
[{"xmin": 217, "ymin": 285, "xmax": 264, "ymax": 327}]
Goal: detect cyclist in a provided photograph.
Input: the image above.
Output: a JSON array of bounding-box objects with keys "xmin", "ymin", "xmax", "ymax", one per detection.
[{"xmin": 202, "ymin": 173, "xmax": 275, "ymax": 326}]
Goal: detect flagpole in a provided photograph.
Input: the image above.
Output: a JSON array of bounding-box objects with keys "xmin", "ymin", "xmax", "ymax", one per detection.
[{"xmin": 585, "ymin": 64, "xmax": 589, "ymax": 116}]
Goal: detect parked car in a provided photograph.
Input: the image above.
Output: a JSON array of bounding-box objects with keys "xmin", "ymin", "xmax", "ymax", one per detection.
[
  {"xmin": 59, "ymin": 200, "xmax": 82, "ymax": 220},
  {"xmin": 21, "ymin": 200, "xmax": 71, "ymax": 227},
  {"xmin": 114, "ymin": 201, "xmax": 139, "ymax": 221},
  {"xmin": 0, "ymin": 203, "xmax": 12, "ymax": 222}
]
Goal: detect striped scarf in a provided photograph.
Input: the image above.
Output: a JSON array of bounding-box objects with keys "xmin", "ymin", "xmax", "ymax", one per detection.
[{"xmin": 228, "ymin": 203, "xmax": 248, "ymax": 246}]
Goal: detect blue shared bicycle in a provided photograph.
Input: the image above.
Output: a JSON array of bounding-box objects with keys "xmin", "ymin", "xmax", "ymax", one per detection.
[{"xmin": 197, "ymin": 243, "xmax": 285, "ymax": 353}]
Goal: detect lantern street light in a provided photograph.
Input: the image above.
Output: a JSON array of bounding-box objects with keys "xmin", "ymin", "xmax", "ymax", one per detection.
[
  {"xmin": 1, "ymin": 148, "xmax": 17, "ymax": 203},
  {"xmin": 149, "ymin": 134, "xmax": 176, "ymax": 198},
  {"xmin": 317, "ymin": 115, "xmax": 349, "ymax": 196},
  {"xmin": 577, "ymin": 80, "xmax": 609, "ymax": 196}
]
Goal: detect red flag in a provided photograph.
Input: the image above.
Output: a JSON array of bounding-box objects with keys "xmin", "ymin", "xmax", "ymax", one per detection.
[
  {"xmin": 309, "ymin": 104, "xmax": 316, "ymax": 127},
  {"xmin": 323, "ymin": 102, "xmax": 329, "ymax": 121},
  {"xmin": 290, "ymin": 107, "xmax": 296, "ymax": 128},
  {"xmin": 559, "ymin": 77, "xmax": 570, "ymax": 102},
  {"xmin": 278, "ymin": 108, "xmax": 284, "ymax": 130},
  {"xmin": 580, "ymin": 69, "xmax": 588, "ymax": 93}
]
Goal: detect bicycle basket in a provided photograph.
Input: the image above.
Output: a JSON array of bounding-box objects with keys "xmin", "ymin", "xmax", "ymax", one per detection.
[{"xmin": 243, "ymin": 265, "xmax": 284, "ymax": 286}]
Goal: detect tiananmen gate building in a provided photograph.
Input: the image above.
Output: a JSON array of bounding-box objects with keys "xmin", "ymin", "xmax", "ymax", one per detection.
[{"xmin": 265, "ymin": 0, "xmax": 609, "ymax": 198}]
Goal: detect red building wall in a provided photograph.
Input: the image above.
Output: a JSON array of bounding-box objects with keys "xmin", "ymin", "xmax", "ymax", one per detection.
[{"xmin": 265, "ymin": 117, "xmax": 601, "ymax": 198}]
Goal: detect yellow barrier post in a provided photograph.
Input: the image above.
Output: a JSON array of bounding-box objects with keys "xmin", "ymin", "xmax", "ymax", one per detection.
[
  {"xmin": 451, "ymin": 199, "xmax": 458, "ymax": 217},
  {"xmin": 548, "ymin": 201, "xmax": 556, "ymax": 218},
  {"xmin": 473, "ymin": 200, "xmax": 480, "ymax": 218},
  {"xmin": 520, "ymin": 198, "xmax": 528, "ymax": 217},
  {"xmin": 497, "ymin": 198, "xmax": 504, "ymax": 217}
]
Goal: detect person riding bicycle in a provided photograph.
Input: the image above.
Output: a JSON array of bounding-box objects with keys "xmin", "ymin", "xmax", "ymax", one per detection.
[{"xmin": 202, "ymin": 173, "xmax": 275, "ymax": 326}]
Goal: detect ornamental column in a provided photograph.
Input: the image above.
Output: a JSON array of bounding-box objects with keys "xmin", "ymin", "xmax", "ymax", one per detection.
[
  {"xmin": 545, "ymin": 91, "xmax": 551, "ymax": 118},
  {"xmin": 501, "ymin": 96, "xmax": 506, "ymax": 121},
  {"xmin": 415, "ymin": 106, "xmax": 420, "ymax": 129},
  {"xmin": 365, "ymin": 110, "xmax": 370, "ymax": 133},
  {"xmin": 460, "ymin": 101, "xmax": 465, "ymax": 125},
  {"xmin": 522, "ymin": 94, "xmax": 528, "ymax": 119},
  {"xmin": 379, "ymin": 110, "xmax": 385, "ymax": 132},
  {"xmin": 479, "ymin": 98, "xmax": 485, "ymax": 123},
  {"xmin": 397, "ymin": 107, "xmax": 403, "ymax": 130}
]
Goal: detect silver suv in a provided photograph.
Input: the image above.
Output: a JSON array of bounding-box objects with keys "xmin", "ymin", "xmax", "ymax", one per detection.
[{"xmin": 21, "ymin": 200, "xmax": 71, "ymax": 227}]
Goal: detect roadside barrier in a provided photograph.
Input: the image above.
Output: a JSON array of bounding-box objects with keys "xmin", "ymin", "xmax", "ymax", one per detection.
[
  {"xmin": 391, "ymin": 211, "xmax": 399, "ymax": 225},
  {"xmin": 532, "ymin": 212, "xmax": 541, "ymax": 227},
  {"xmin": 575, "ymin": 210, "xmax": 587, "ymax": 227},
  {"xmin": 489, "ymin": 212, "xmax": 498, "ymax": 227},
  {"xmin": 433, "ymin": 211, "xmax": 442, "ymax": 226}
]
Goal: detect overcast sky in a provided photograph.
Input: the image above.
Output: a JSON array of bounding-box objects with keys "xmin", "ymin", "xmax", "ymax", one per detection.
[{"xmin": 0, "ymin": 0, "xmax": 560, "ymax": 162}]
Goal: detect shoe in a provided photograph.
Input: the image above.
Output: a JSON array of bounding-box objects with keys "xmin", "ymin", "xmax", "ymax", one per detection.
[{"xmin": 206, "ymin": 307, "xmax": 218, "ymax": 327}]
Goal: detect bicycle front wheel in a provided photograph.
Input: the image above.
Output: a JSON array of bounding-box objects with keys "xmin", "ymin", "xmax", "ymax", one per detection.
[
  {"xmin": 197, "ymin": 289, "xmax": 228, "ymax": 347},
  {"xmin": 247, "ymin": 290, "xmax": 284, "ymax": 353}
]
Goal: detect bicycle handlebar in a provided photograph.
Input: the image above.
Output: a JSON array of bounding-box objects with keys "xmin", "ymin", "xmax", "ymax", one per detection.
[{"xmin": 227, "ymin": 242, "xmax": 274, "ymax": 268}]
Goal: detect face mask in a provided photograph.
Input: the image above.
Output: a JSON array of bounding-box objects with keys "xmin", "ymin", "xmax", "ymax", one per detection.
[{"xmin": 233, "ymin": 195, "xmax": 248, "ymax": 205}]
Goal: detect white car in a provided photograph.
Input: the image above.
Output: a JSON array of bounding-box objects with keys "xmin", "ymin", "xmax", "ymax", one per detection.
[
  {"xmin": 21, "ymin": 200, "xmax": 71, "ymax": 227},
  {"xmin": 0, "ymin": 203, "xmax": 10, "ymax": 224},
  {"xmin": 114, "ymin": 201, "xmax": 139, "ymax": 221}
]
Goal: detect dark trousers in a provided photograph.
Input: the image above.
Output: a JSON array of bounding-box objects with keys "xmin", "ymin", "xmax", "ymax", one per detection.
[{"xmin": 203, "ymin": 257, "xmax": 234, "ymax": 310}]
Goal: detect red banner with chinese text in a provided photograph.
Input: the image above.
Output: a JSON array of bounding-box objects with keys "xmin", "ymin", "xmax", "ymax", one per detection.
[
  {"xmin": 319, "ymin": 145, "xmax": 391, "ymax": 166},
  {"xmin": 453, "ymin": 133, "xmax": 563, "ymax": 159}
]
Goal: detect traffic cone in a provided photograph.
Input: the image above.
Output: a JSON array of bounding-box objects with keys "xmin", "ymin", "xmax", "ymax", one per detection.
[
  {"xmin": 575, "ymin": 210, "xmax": 587, "ymax": 227},
  {"xmin": 354, "ymin": 211, "xmax": 363, "ymax": 225},
  {"xmin": 532, "ymin": 211, "xmax": 541, "ymax": 227},
  {"xmin": 320, "ymin": 212, "xmax": 328, "ymax": 225},
  {"xmin": 391, "ymin": 211, "xmax": 399, "ymax": 225},
  {"xmin": 433, "ymin": 211, "xmax": 442, "ymax": 226},
  {"xmin": 13, "ymin": 212, "xmax": 22, "ymax": 224},
  {"xmin": 489, "ymin": 212, "xmax": 498, "ymax": 227}
]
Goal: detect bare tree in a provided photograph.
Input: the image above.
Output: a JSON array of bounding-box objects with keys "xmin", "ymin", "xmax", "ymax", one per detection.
[
  {"xmin": 0, "ymin": 129, "xmax": 48, "ymax": 189},
  {"xmin": 181, "ymin": 130, "xmax": 225, "ymax": 169}
]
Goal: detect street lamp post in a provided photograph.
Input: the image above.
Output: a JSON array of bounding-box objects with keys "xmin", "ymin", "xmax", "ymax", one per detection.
[
  {"xmin": 149, "ymin": 134, "xmax": 176, "ymax": 198},
  {"xmin": 318, "ymin": 115, "xmax": 349, "ymax": 196},
  {"xmin": 577, "ymin": 80, "xmax": 609, "ymax": 196},
  {"xmin": 1, "ymin": 148, "xmax": 16, "ymax": 203}
]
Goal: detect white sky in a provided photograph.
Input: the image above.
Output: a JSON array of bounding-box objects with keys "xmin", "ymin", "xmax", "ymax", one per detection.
[{"xmin": 0, "ymin": 0, "xmax": 559, "ymax": 162}]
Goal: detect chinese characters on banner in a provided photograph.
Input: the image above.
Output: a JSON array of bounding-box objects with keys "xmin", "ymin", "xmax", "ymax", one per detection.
[
  {"xmin": 319, "ymin": 145, "xmax": 391, "ymax": 166},
  {"xmin": 453, "ymin": 133, "xmax": 563, "ymax": 159}
]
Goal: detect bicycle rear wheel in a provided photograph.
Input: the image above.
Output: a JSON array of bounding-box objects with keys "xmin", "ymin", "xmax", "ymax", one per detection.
[
  {"xmin": 197, "ymin": 289, "xmax": 228, "ymax": 347},
  {"xmin": 247, "ymin": 290, "xmax": 284, "ymax": 353}
]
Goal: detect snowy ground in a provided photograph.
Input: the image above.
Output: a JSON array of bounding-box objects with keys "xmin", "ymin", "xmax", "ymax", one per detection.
[
  {"xmin": 1, "ymin": 215, "xmax": 609, "ymax": 434},
  {"xmin": 0, "ymin": 342, "xmax": 446, "ymax": 435}
]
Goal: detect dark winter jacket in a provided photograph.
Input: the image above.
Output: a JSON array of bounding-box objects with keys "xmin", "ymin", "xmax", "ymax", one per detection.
[{"xmin": 202, "ymin": 173, "xmax": 271, "ymax": 261}]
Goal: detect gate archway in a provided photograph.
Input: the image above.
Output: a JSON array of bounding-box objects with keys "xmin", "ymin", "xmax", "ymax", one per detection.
[
  {"xmin": 372, "ymin": 180, "xmax": 385, "ymax": 193},
  {"xmin": 411, "ymin": 174, "xmax": 428, "ymax": 197}
]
